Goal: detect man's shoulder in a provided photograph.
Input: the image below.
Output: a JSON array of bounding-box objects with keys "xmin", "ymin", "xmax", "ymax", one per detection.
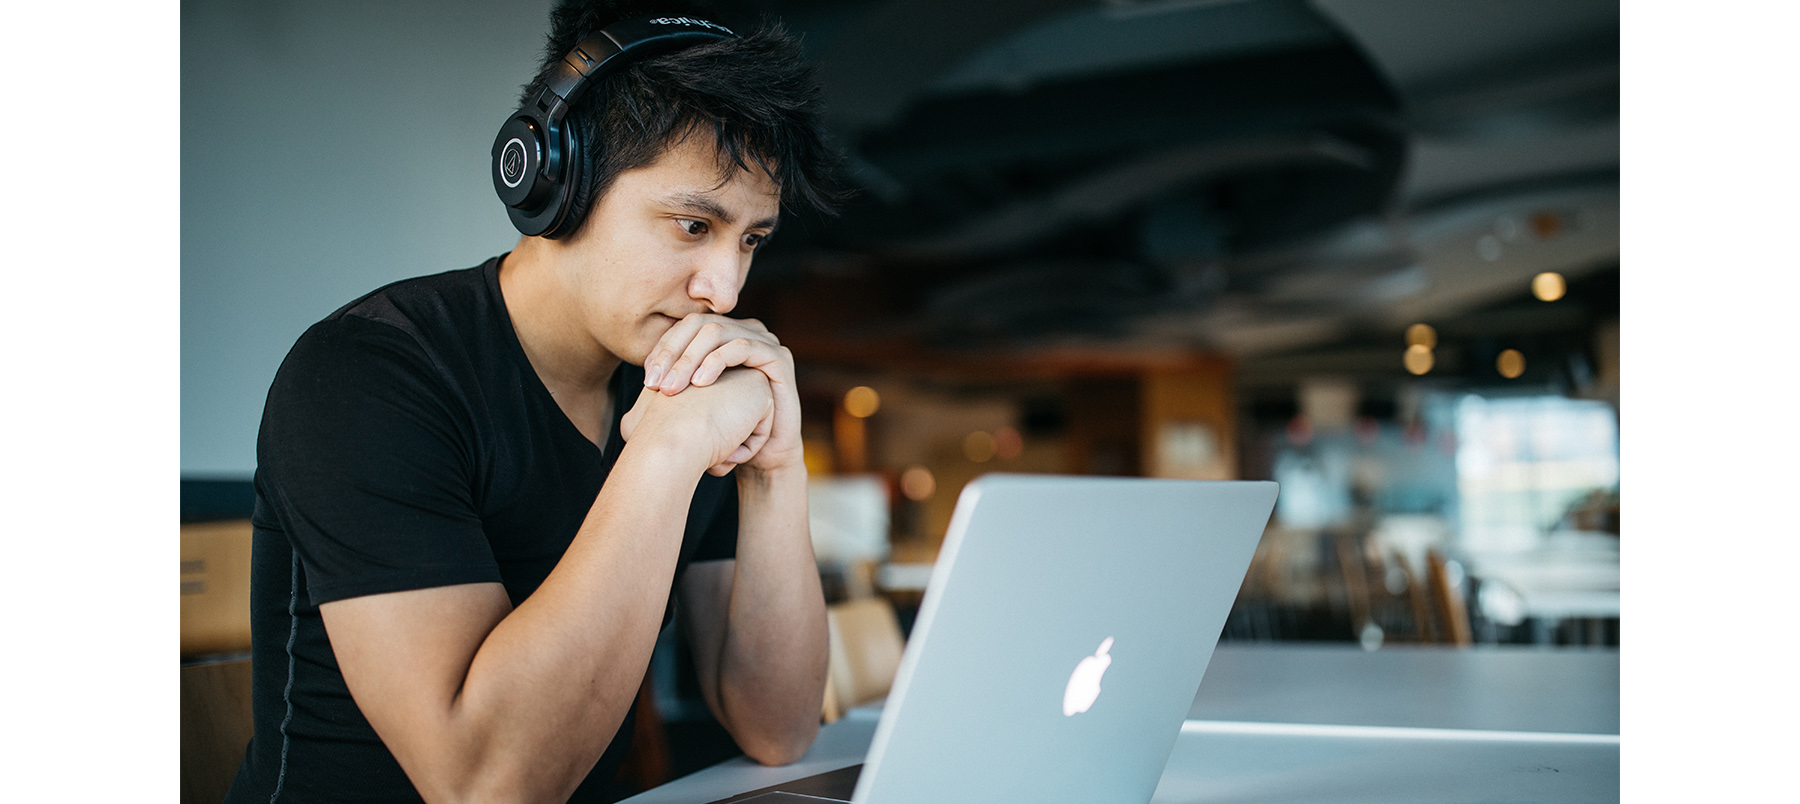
[
  {"xmin": 273, "ymin": 258, "xmax": 508, "ymax": 397},
  {"xmin": 324, "ymin": 259, "xmax": 501, "ymax": 337}
]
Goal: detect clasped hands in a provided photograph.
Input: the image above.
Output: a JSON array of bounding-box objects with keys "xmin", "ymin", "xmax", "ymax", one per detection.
[{"xmin": 619, "ymin": 314, "xmax": 802, "ymax": 477}]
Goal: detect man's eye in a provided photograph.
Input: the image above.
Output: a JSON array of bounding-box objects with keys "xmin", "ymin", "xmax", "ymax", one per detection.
[
  {"xmin": 743, "ymin": 233, "xmax": 765, "ymax": 249},
  {"xmin": 678, "ymin": 219, "xmax": 708, "ymax": 236}
]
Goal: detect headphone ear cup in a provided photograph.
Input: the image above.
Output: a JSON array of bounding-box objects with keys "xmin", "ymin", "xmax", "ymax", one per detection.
[
  {"xmin": 549, "ymin": 114, "xmax": 601, "ymax": 239},
  {"xmin": 492, "ymin": 116, "xmax": 547, "ymax": 209},
  {"xmin": 499, "ymin": 115, "xmax": 581, "ymax": 238}
]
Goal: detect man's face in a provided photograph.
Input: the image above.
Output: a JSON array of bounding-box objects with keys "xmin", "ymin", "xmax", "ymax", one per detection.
[{"xmin": 558, "ymin": 134, "xmax": 780, "ymax": 364}]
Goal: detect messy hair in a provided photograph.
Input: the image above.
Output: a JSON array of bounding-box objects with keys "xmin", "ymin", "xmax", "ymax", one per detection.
[{"xmin": 521, "ymin": 1, "xmax": 847, "ymax": 232}]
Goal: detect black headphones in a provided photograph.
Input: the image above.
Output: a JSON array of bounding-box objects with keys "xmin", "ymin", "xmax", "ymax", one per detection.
[{"xmin": 492, "ymin": 16, "xmax": 737, "ymax": 239}]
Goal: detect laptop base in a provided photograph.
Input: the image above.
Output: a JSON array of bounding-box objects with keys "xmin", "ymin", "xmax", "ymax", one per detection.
[{"xmin": 702, "ymin": 763, "xmax": 862, "ymax": 804}]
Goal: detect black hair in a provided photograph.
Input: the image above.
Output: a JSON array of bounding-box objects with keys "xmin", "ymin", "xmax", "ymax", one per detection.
[{"xmin": 522, "ymin": 1, "xmax": 848, "ymax": 234}]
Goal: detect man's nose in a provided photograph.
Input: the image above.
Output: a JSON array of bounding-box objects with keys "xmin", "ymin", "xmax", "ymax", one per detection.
[{"xmin": 688, "ymin": 247, "xmax": 744, "ymax": 314}]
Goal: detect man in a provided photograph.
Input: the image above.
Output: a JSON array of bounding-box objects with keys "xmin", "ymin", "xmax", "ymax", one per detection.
[{"xmin": 227, "ymin": 3, "xmax": 845, "ymax": 801}]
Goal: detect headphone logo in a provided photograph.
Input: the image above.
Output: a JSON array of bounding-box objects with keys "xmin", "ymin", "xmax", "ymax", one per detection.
[
  {"xmin": 648, "ymin": 17, "xmax": 734, "ymax": 35},
  {"xmin": 499, "ymin": 138, "xmax": 528, "ymax": 188}
]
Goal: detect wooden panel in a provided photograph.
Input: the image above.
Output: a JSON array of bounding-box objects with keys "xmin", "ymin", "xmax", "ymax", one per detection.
[
  {"xmin": 1140, "ymin": 363, "xmax": 1237, "ymax": 480},
  {"xmin": 181, "ymin": 658, "xmax": 254, "ymax": 804},
  {"xmin": 1063, "ymin": 377, "xmax": 1142, "ymax": 476},
  {"xmin": 181, "ymin": 520, "xmax": 254, "ymax": 657}
]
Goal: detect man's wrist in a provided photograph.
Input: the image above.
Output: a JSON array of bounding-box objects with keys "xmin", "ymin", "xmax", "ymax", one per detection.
[
  {"xmin": 735, "ymin": 461, "xmax": 807, "ymax": 493},
  {"xmin": 625, "ymin": 419, "xmax": 722, "ymax": 478}
]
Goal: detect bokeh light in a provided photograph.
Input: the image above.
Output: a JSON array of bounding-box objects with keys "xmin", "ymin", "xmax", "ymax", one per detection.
[
  {"xmin": 993, "ymin": 426, "xmax": 1023, "ymax": 460},
  {"xmin": 1404, "ymin": 344, "xmax": 1434, "ymax": 375},
  {"xmin": 1531, "ymin": 271, "xmax": 1566, "ymax": 302},
  {"xmin": 1405, "ymin": 323, "xmax": 1437, "ymax": 349},
  {"xmin": 1497, "ymin": 349, "xmax": 1526, "ymax": 379},
  {"xmin": 843, "ymin": 386, "xmax": 881, "ymax": 418},
  {"xmin": 963, "ymin": 431, "xmax": 996, "ymax": 462},
  {"xmin": 1476, "ymin": 234, "xmax": 1503, "ymax": 261},
  {"xmin": 1286, "ymin": 415, "xmax": 1313, "ymax": 446},
  {"xmin": 899, "ymin": 465, "xmax": 936, "ymax": 502}
]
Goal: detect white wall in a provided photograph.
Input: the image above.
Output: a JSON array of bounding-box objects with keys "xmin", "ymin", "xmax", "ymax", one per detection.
[{"xmin": 181, "ymin": 0, "xmax": 554, "ymax": 476}]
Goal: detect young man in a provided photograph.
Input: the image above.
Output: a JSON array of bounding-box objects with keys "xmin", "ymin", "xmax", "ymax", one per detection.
[{"xmin": 226, "ymin": 4, "xmax": 845, "ymax": 802}]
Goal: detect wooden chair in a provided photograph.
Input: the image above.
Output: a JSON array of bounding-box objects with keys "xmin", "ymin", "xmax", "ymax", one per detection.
[
  {"xmin": 182, "ymin": 520, "xmax": 257, "ymax": 803},
  {"xmin": 181, "ymin": 520, "xmax": 255, "ymax": 658},
  {"xmin": 1426, "ymin": 549, "xmax": 1474, "ymax": 646},
  {"xmin": 182, "ymin": 657, "xmax": 254, "ymax": 804},
  {"xmin": 821, "ymin": 597, "xmax": 906, "ymax": 723},
  {"xmin": 1387, "ymin": 550, "xmax": 1439, "ymax": 644},
  {"xmin": 1332, "ymin": 531, "xmax": 1374, "ymax": 639},
  {"xmin": 614, "ymin": 674, "xmax": 674, "ymax": 793}
]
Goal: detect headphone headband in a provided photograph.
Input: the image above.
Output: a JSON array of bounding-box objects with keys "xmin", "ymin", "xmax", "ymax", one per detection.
[{"xmin": 494, "ymin": 16, "xmax": 738, "ymax": 238}]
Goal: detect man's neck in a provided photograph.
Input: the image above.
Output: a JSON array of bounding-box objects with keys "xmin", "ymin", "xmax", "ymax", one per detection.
[{"xmin": 498, "ymin": 236, "xmax": 622, "ymax": 400}]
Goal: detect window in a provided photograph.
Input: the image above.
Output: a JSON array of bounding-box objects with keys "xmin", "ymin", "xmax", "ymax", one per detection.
[{"xmin": 1454, "ymin": 394, "xmax": 1619, "ymax": 552}]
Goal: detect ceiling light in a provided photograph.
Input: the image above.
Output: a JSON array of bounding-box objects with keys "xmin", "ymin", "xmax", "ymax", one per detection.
[
  {"xmin": 993, "ymin": 426, "xmax": 1024, "ymax": 460},
  {"xmin": 1532, "ymin": 272, "xmax": 1566, "ymax": 302},
  {"xmin": 844, "ymin": 386, "xmax": 881, "ymax": 418},
  {"xmin": 900, "ymin": 465, "xmax": 936, "ymax": 502},
  {"xmin": 1404, "ymin": 344, "xmax": 1434, "ymax": 375},
  {"xmin": 1405, "ymin": 323, "xmax": 1437, "ymax": 349},
  {"xmin": 963, "ymin": 431, "xmax": 996, "ymax": 462},
  {"xmin": 1476, "ymin": 234, "xmax": 1502, "ymax": 262},
  {"xmin": 1497, "ymin": 349, "xmax": 1526, "ymax": 379}
]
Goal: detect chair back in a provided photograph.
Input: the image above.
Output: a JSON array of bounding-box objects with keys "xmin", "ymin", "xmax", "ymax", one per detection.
[
  {"xmin": 823, "ymin": 596, "xmax": 906, "ymax": 722},
  {"xmin": 1426, "ymin": 549, "xmax": 1474, "ymax": 646},
  {"xmin": 181, "ymin": 658, "xmax": 253, "ymax": 804},
  {"xmin": 182, "ymin": 520, "xmax": 254, "ymax": 657}
]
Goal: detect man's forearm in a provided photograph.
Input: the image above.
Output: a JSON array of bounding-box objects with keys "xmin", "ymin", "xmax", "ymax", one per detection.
[
  {"xmin": 328, "ymin": 436, "xmax": 713, "ymax": 804},
  {"xmin": 716, "ymin": 464, "xmax": 829, "ymax": 764}
]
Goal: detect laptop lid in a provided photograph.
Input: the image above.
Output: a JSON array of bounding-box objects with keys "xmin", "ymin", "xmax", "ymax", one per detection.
[{"xmin": 852, "ymin": 474, "xmax": 1278, "ymax": 804}]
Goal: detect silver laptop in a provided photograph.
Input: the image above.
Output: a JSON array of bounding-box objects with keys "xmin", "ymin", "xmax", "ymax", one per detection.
[{"xmin": 715, "ymin": 474, "xmax": 1278, "ymax": 804}]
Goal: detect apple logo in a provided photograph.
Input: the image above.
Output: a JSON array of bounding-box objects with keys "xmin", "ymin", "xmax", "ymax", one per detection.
[{"xmin": 1062, "ymin": 637, "xmax": 1114, "ymax": 717}]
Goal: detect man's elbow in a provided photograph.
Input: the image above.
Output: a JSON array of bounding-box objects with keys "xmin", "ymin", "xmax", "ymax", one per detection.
[{"xmin": 739, "ymin": 720, "xmax": 820, "ymax": 766}]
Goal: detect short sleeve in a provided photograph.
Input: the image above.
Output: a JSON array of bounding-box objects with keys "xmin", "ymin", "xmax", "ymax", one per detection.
[{"xmin": 256, "ymin": 315, "xmax": 501, "ymax": 605}]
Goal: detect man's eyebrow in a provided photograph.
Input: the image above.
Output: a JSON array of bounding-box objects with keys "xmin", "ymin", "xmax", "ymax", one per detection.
[{"xmin": 661, "ymin": 192, "xmax": 780, "ymax": 232}]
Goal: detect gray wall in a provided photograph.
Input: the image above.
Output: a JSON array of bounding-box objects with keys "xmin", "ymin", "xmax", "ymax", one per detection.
[{"xmin": 181, "ymin": 0, "xmax": 554, "ymax": 476}]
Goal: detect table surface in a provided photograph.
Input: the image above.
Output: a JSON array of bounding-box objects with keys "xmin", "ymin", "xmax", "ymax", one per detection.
[
  {"xmin": 622, "ymin": 644, "xmax": 1620, "ymax": 804},
  {"xmin": 1467, "ymin": 536, "xmax": 1621, "ymax": 621},
  {"xmin": 1189, "ymin": 643, "xmax": 1618, "ymax": 735}
]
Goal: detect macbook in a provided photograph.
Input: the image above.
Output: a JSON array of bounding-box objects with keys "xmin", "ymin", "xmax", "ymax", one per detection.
[{"xmin": 709, "ymin": 474, "xmax": 1278, "ymax": 804}]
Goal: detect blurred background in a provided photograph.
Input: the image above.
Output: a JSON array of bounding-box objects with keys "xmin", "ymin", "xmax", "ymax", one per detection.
[{"xmin": 181, "ymin": 0, "xmax": 1619, "ymax": 798}]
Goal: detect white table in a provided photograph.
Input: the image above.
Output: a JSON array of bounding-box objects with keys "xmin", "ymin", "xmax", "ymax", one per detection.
[
  {"xmin": 621, "ymin": 645, "xmax": 1619, "ymax": 803},
  {"xmin": 1190, "ymin": 644, "xmax": 1618, "ymax": 735},
  {"xmin": 1466, "ymin": 533, "xmax": 1621, "ymax": 639}
]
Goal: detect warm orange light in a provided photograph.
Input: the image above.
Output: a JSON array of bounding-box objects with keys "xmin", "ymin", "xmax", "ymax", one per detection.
[
  {"xmin": 900, "ymin": 465, "xmax": 936, "ymax": 502},
  {"xmin": 993, "ymin": 426, "xmax": 1023, "ymax": 460},
  {"xmin": 963, "ymin": 431, "xmax": 996, "ymax": 462},
  {"xmin": 844, "ymin": 386, "xmax": 881, "ymax": 418},
  {"xmin": 802, "ymin": 440, "xmax": 834, "ymax": 476},
  {"xmin": 1405, "ymin": 323, "xmax": 1437, "ymax": 349},
  {"xmin": 1531, "ymin": 272, "xmax": 1566, "ymax": 302},
  {"xmin": 1497, "ymin": 349, "xmax": 1526, "ymax": 379},
  {"xmin": 1404, "ymin": 344, "xmax": 1434, "ymax": 375}
]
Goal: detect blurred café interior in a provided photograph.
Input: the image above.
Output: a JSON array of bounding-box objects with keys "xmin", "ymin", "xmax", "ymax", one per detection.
[{"xmin": 181, "ymin": 0, "xmax": 1621, "ymax": 801}]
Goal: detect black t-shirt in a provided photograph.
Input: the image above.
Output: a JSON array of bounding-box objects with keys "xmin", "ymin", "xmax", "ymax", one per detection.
[{"xmin": 226, "ymin": 256, "xmax": 738, "ymax": 803}]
